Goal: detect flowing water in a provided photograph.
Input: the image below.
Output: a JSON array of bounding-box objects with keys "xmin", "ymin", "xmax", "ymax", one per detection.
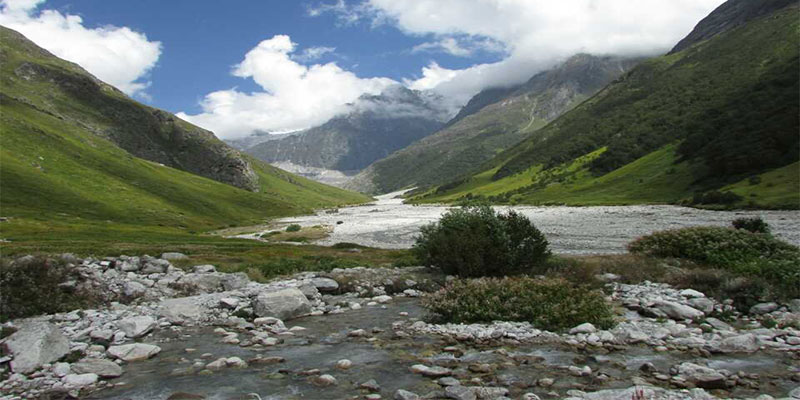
[
  {"xmin": 93, "ymin": 299, "xmax": 797, "ymax": 399},
  {"xmin": 260, "ymin": 190, "xmax": 800, "ymax": 254}
]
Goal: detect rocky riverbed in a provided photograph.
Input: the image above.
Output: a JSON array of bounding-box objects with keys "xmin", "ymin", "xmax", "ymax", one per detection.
[{"xmin": 1, "ymin": 254, "xmax": 799, "ymax": 400}]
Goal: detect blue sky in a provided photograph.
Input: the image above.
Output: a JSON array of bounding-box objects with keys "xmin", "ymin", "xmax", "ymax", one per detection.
[
  {"xmin": 0, "ymin": 0, "xmax": 724, "ymax": 138},
  {"xmin": 37, "ymin": 0, "xmax": 503, "ymax": 115}
]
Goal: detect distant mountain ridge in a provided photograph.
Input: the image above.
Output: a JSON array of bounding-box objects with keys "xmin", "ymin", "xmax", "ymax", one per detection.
[
  {"xmin": 236, "ymin": 85, "xmax": 450, "ymax": 172},
  {"xmin": 347, "ymin": 54, "xmax": 641, "ymax": 194},
  {"xmin": 226, "ymin": 131, "xmax": 295, "ymax": 152}
]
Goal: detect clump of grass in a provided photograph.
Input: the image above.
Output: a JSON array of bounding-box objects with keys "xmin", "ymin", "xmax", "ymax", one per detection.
[
  {"xmin": 285, "ymin": 224, "xmax": 302, "ymax": 232},
  {"xmin": 413, "ymin": 205, "xmax": 549, "ymax": 278},
  {"xmin": 0, "ymin": 255, "xmax": 98, "ymax": 321},
  {"xmin": 422, "ymin": 277, "xmax": 615, "ymax": 332}
]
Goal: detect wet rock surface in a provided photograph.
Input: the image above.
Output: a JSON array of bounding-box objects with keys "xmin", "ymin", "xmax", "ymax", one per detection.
[{"xmin": 1, "ymin": 254, "xmax": 798, "ymax": 400}]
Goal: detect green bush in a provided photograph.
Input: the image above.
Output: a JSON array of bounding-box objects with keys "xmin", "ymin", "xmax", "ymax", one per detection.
[
  {"xmin": 628, "ymin": 226, "xmax": 800, "ymax": 300},
  {"xmin": 413, "ymin": 206, "xmax": 549, "ymax": 278},
  {"xmin": 732, "ymin": 217, "xmax": 770, "ymax": 234},
  {"xmin": 690, "ymin": 190, "xmax": 743, "ymax": 206},
  {"xmin": 285, "ymin": 224, "xmax": 302, "ymax": 232},
  {"xmin": 0, "ymin": 256, "xmax": 97, "ymax": 321},
  {"xmin": 422, "ymin": 277, "xmax": 615, "ymax": 332}
]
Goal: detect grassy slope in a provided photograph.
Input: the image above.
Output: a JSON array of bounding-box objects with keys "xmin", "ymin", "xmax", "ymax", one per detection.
[
  {"xmin": 356, "ymin": 93, "xmax": 536, "ymax": 194},
  {"xmin": 417, "ymin": 144, "xmax": 693, "ymax": 205},
  {"xmin": 354, "ymin": 55, "xmax": 638, "ymax": 195},
  {"xmin": 724, "ymin": 162, "xmax": 800, "ymax": 209},
  {"xmin": 416, "ymin": 6, "xmax": 799, "ymax": 208},
  {"xmin": 419, "ymin": 142, "xmax": 799, "ymax": 209},
  {"xmin": 0, "ymin": 28, "xmax": 369, "ymax": 250}
]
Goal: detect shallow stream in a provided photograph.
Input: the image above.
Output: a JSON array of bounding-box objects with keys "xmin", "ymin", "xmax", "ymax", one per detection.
[{"xmin": 94, "ymin": 299, "xmax": 797, "ymax": 399}]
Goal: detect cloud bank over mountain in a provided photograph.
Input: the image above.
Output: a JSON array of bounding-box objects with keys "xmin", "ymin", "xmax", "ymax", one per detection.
[
  {"xmin": 188, "ymin": 0, "xmax": 723, "ymax": 138},
  {"xmin": 178, "ymin": 35, "xmax": 396, "ymax": 139},
  {"xmin": 342, "ymin": 0, "xmax": 726, "ymax": 104}
]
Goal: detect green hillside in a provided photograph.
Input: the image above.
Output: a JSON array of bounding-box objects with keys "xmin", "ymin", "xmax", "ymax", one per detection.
[
  {"xmin": 0, "ymin": 26, "xmax": 369, "ymax": 247},
  {"xmin": 415, "ymin": 3, "xmax": 799, "ymax": 209},
  {"xmin": 346, "ymin": 54, "xmax": 640, "ymax": 194}
]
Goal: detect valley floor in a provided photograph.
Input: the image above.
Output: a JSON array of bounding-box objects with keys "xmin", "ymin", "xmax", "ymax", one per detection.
[{"xmin": 255, "ymin": 191, "xmax": 800, "ymax": 252}]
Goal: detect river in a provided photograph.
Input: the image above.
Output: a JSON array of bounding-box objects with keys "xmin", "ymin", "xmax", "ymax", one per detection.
[{"xmin": 262, "ymin": 190, "xmax": 800, "ymax": 254}]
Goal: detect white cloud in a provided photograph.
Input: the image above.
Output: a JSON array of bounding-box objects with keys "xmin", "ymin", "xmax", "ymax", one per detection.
[
  {"xmin": 413, "ymin": 38, "xmax": 468, "ymax": 57},
  {"xmin": 412, "ymin": 36, "xmax": 508, "ymax": 57},
  {"xmin": 0, "ymin": 0, "xmax": 161, "ymax": 97},
  {"xmin": 307, "ymin": 0, "xmax": 384, "ymax": 27},
  {"xmin": 293, "ymin": 46, "xmax": 336, "ymax": 62},
  {"xmin": 320, "ymin": 0, "xmax": 725, "ymax": 105},
  {"xmin": 403, "ymin": 62, "xmax": 458, "ymax": 91},
  {"xmin": 412, "ymin": 38, "xmax": 472, "ymax": 57},
  {"xmin": 178, "ymin": 35, "xmax": 396, "ymax": 139}
]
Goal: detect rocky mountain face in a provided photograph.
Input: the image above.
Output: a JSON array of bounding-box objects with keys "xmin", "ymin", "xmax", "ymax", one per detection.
[
  {"xmin": 238, "ymin": 85, "xmax": 450, "ymax": 173},
  {"xmin": 1, "ymin": 27, "xmax": 260, "ymax": 191},
  {"xmin": 226, "ymin": 131, "xmax": 294, "ymax": 152},
  {"xmin": 348, "ymin": 54, "xmax": 641, "ymax": 194}
]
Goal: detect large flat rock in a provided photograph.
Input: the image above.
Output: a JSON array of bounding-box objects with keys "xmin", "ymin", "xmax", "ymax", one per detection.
[
  {"xmin": 107, "ymin": 343, "xmax": 161, "ymax": 362},
  {"xmin": 71, "ymin": 358, "xmax": 123, "ymax": 378},
  {"xmin": 253, "ymin": 288, "xmax": 311, "ymax": 321},
  {"xmin": 4, "ymin": 321, "xmax": 70, "ymax": 374}
]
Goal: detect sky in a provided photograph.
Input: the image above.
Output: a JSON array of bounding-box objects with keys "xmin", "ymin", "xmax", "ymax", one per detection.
[{"xmin": 0, "ymin": 0, "xmax": 725, "ymax": 139}]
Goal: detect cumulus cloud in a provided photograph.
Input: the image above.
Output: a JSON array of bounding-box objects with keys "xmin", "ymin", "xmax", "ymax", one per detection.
[
  {"xmin": 0, "ymin": 0, "xmax": 161, "ymax": 97},
  {"xmin": 316, "ymin": 0, "xmax": 725, "ymax": 105},
  {"xmin": 178, "ymin": 35, "xmax": 396, "ymax": 139}
]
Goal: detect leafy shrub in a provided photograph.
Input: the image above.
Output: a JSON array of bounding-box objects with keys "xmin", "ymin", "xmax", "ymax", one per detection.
[
  {"xmin": 0, "ymin": 256, "xmax": 97, "ymax": 321},
  {"xmin": 285, "ymin": 224, "xmax": 302, "ymax": 232},
  {"xmin": 732, "ymin": 217, "xmax": 770, "ymax": 234},
  {"xmin": 249, "ymin": 255, "xmax": 362, "ymax": 279},
  {"xmin": 628, "ymin": 226, "xmax": 794, "ymax": 265},
  {"xmin": 667, "ymin": 268, "xmax": 769, "ymax": 312},
  {"xmin": 413, "ymin": 206, "xmax": 550, "ymax": 277},
  {"xmin": 690, "ymin": 190, "xmax": 743, "ymax": 205},
  {"xmin": 628, "ymin": 226, "xmax": 800, "ymax": 300},
  {"xmin": 422, "ymin": 277, "xmax": 614, "ymax": 332}
]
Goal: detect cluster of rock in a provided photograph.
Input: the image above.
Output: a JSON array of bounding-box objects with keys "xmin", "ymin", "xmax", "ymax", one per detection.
[
  {"xmin": 396, "ymin": 281, "xmax": 799, "ymax": 398},
  {"xmin": 405, "ymin": 281, "xmax": 800, "ymax": 354},
  {"xmin": 0, "ymin": 254, "xmax": 435, "ymax": 399},
  {"xmin": 2, "ymin": 253, "xmax": 799, "ymax": 399}
]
